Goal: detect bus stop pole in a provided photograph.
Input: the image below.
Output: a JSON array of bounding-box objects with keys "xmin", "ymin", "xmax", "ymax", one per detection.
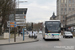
[{"xmin": 23, "ymin": 28, "xmax": 24, "ymax": 41}]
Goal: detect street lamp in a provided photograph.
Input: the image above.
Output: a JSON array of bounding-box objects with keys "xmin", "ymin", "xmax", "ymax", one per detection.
[{"xmin": 18, "ymin": 0, "xmax": 27, "ymax": 8}]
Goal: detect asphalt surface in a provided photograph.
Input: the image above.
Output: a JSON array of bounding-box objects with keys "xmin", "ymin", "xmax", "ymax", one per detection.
[{"xmin": 0, "ymin": 34, "xmax": 75, "ymax": 50}]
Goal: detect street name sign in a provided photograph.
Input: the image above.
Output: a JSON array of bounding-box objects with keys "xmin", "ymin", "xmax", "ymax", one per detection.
[{"xmin": 7, "ymin": 21, "xmax": 17, "ymax": 27}]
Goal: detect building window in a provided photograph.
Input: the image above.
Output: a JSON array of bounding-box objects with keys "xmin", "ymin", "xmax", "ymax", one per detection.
[
  {"xmin": 72, "ymin": 0, "xmax": 75, "ymax": 3},
  {"xmin": 69, "ymin": 8, "xmax": 71, "ymax": 11},
  {"xmin": 61, "ymin": 12, "xmax": 63, "ymax": 15},
  {"xmin": 68, "ymin": 19, "xmax": 69, "ymax": 22},
  {"xmin": 74, "ymin": 17, "xmax": 75, "ymax": 20},
  {"xmin": 65, "ymin": 4, "xmax": 67, "ymax": 6},
  {"xmin": 69, "ymin": 0, "xmax": 75, "ymax": 3},
  {"xmin": 69, "ymin": 0, "xmax": 71, "ymax": 3},
  {"xmin": 72, "ymin": 17, "xmax": 74, "ymax": 20},
  {"xmin": 71, "ymin": 18, "xmax": 73, "ymax": 21},
  {"xmin": 70, "ymin": 18, "xmax": 72, "ymax": 21},
  {"xmin": 61, "ymin": 8, "xmax": 63, "ymax": 11},
  {"xmin": 69, "ymin": 4, "xmax": 71, "ymax": 7},
  {"xmin": 72, "ymin": 8, "xmax": 74, "ymax": 11},
  {"xmin": 64, "ymin": 12, "xmax": 66, "ymax": 14},
  {"xmin": 67, "ymin": 19, "xmax": 69, "ymax": 22},
  {"xmin": 63, "ymin": 16, "xmax": 64, "ymax": 18},
  {"xmin": 61, "ymin": 0, "xmax": 63, "ymax": 3},
  {"xmin": 57, "ymin": 0, "xmax": 59, "ymax": 2},
  {"xmin": 63, "ymin": 20, "xmax": 64, "ymax": 22},
  {"xmin": 65, "ymin": 0, "xmax": 67, "ymax": 3},
  {"xmin": 65, "ymin": 8, "xmax": 67, "ymax": 11}
]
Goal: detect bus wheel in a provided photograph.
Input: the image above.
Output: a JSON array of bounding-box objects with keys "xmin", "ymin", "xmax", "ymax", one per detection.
[
  {"xmin": 44, "ymin": 38, "xmax": 46, "ymax": 41},
  {"xmin": 43, "ymin": 37, "xmax": 45, "ymax": 39},
  {"xmin": 43, "ymin": 37, "xmax": 46, "ymax": 40}
]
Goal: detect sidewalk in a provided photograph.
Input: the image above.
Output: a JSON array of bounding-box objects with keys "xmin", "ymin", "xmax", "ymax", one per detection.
[{"xmin": 0, "ymin": 34, "xmax": 38, "ymax": 45}]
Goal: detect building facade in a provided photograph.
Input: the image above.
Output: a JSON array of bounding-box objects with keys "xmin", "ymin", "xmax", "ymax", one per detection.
[
  {"xmin": 67, "ymin": 12, "xmax": 75, "ymax": 33},
  {"xmin": 57, "ymin": 0, "xmax": 75, "ymax": 29}
]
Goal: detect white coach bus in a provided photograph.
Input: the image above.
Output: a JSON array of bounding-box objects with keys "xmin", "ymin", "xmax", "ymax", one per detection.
[{"xmin": 42, "ymin": 20, "xmax": 61, "ymax": 40}]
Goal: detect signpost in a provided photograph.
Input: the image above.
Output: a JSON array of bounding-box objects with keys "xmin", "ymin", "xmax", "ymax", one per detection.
[
  {"xmin": 7, "ymin": 21, "xmax": 17, "ymax": 42},
  {"xmin": 15, "ymin": 14, "xmax": 26, "ymax": 26}
]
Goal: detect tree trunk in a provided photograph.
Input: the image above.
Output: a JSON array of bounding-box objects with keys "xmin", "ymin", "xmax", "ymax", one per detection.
[{"xmin": 0, "ymin": 27, "xmax": 2, "ymax": 35}]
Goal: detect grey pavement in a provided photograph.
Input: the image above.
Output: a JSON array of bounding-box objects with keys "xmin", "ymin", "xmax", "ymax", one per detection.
[
  {"xmin": 0, "ymin": 34, "xmax": 38, "ymax": 45},
  {"xmin": 0, "ymin": 34, "xmax": 75, "ymax": 50}
]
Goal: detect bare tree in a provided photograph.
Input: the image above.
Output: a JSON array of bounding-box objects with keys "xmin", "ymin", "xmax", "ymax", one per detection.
[{"xmin": 0, "ymin": 0, "xmax": 16, "ymax": 35}]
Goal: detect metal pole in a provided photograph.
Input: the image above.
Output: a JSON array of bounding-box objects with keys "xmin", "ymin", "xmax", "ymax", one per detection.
[
  {"xmin": 18, "ymin": 0, "xmax": 19, "ymax": 9},
  {"xmin": 14, "ymin": 28, "xmax": 16, "ymax": 42},
  {"xmin": 32, "ymin": 23, "xmax": 33, "ymax": 38},
  {"xmin": 23, "ymin": 12, "xmax": 25, "ymax": 41},
  {"xmin": 9, "ymin": 27, "xmax": 10, "ymax": 42},
  {"xmin": 23, "ymin": 28, "xmax": 24, "ymax": 41}
]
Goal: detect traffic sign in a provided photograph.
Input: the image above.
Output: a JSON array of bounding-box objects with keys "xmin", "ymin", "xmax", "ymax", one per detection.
[
  {"xmin": 10, "ymin": 25, "xmax": 14, "ymax": 27},
  {"xmin": 14, "ymin": 25, "xmax": 17, "ymax": 27},
  {"xmin": 15, "ymin": 14, "xmax": 26, "ymax": 26},
  {"xmin": 7, "ymin": 25, "xmax": 10, "ymax": 27},
  {"xmin": 7, "ymin": 21, "xmax": 17, "ymax": 27},
  {"xmin": 7, "ymin": 21, "xmax": 10, "ymax": 25},
  {"xmin": 15, "ymin": 22, "xmax": 16, "ymax": 24},
  {"xmin": 16, "ymin": 24, "xmax": 25, "ymax": 26}
]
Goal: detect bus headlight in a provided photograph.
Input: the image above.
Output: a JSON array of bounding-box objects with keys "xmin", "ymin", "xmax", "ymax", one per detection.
[{"xmin": 45, "ymin": 35, "xmax": 47, "ymax": 37}]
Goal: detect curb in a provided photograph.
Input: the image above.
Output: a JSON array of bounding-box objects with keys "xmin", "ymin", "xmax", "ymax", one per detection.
[{"xmin": 0, "ymin": 39, "xmax": 39, "ymax": 46}]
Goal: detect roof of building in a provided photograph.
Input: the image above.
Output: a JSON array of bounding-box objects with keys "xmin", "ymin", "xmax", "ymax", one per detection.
[
  {"xmin": 47, "ymin": 20, "xmax": 60, "ymax": 22},
  {"xmin": 15, "ymin": 8, "xmax": 27, "ymax": 14}
]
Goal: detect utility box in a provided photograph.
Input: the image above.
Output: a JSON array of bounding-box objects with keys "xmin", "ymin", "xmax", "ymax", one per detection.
[
  {"xmin": 4, "ymin": 32, "xmax": 9, "ymax": 38},
  {"xmin": 4, "ymin": 29, "xmax": 9, "ymax": 38}
]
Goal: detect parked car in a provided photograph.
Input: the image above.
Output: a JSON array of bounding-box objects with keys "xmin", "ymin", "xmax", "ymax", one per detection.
[
  {"xmin": 63, "ymin": 31, "xmax": 73, "ymax": 38},
  {"xmin": 29, "ymin": 31, "xmax": 37, "ymax": 39}
]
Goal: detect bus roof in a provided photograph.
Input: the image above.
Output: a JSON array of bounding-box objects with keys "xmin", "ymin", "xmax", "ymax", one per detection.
[
  {"xmin": 43, "ymin": 20, "xmax": 60, "ymax": 24},
  {"xmin": 45, "ymin": 20, "xmax": 60, "ymax": 22}
]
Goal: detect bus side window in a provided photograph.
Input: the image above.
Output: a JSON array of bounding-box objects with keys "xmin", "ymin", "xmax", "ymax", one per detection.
[{"xmin": 45, "ymin": 26, "xmax": 48, "ymax": 33}]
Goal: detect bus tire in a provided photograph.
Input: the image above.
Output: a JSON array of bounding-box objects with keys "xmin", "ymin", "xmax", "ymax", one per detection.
[
  {"xmin": 43, "ymin": 37, "xmax": 45, "ymax": 39},
  {"xmin": 44, "ymin": 38, "xmax": 47, "ymax": 41},
  {"xmin": 43, "ymin": 37, "xmax": 46, "ymax": 40},
  {"xmin": 29, "ymin": 35, "xmax": 31, "ymax": 38}
]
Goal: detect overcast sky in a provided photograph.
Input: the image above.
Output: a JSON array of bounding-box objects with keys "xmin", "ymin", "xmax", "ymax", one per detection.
[{"xmin": 16, "ymin": 0, "xmax": 56, "ymax": 23}]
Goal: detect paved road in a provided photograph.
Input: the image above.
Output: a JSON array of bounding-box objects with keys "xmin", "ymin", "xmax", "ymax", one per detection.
[{"xmin": 0, "ymin": 34, "xmax": 75, "ymax": 50}]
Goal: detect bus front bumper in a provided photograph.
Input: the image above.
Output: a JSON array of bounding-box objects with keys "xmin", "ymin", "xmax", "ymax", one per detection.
[{"xmin": 45, "ymin": 35, "xmax": 61, "ymax": 39}]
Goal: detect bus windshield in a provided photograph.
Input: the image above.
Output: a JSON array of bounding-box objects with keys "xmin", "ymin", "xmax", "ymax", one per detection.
[{"xmin": 45, "ymin": 21, "xmax": 61, "ymax": 33}]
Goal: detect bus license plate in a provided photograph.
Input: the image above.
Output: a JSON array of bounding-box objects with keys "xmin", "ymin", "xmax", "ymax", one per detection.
[{"xmin": 52, "ymin": 36, "xmax": 55, "ymax": 38}]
